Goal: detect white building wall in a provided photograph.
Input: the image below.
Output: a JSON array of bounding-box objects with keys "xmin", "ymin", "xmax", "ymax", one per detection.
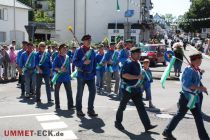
[
  {"xmin": 0, "ymin": 5, "xmax": 29, "ymax": 44},
  {"xmin": 56, "ymin": 0, "xmax": 142, "ymax": 43}
]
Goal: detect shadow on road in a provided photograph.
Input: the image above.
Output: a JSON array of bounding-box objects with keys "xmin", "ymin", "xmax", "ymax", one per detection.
[
  {"xmin": 54, "ymin": 109, "xmax": 75, "ymax": 118},
  {"xmin": 19, "ymin": 97, "xmax": 36, "ymax": 105},
  {"xmin": 119, "ymin": 129, "xmax": 159, "ymax": 140},
  {"xmin": 36, "ymin": 102, "xmax": 54, "ymax": 110},
  {"xmin": 78, "ymin": 117, "xmax": 105, "ymax": 133},
  {"xmin": 202, "ymin": 112, "xmax": 210, "ymax": 122}
]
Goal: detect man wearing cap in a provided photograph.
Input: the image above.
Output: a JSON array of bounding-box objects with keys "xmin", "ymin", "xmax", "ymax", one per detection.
[
  {"xmin": 163, "ymin": 52, "xmax": 209, "ymax": 140},
  {"xmin": 101, "ymin": 42, "xmax": 120, "ymax": 95},
  {"xmin": 115, "ymin": 47, "xmax": 157, "ymax": 132},
  {"xmin": 73, "ymin": 34, "xmax": 98, "ymax": 117},
  {"xmin": 35, "ymin": 42, "xmax": 53, "ymax": 104},
  {"xmin": 118, "ymin": 39, "xmax": 133, "ymax": 68},
  {"xmin": 16, "ymin": 41, "xmax": 28, "ymax": 97},
  {"xmin": 19, "ymin": 43, "xmax": 36, "ymax": 98},
  {"xmin": 52, "ymin": 44, "xmax": 74, "ymax": 110}
]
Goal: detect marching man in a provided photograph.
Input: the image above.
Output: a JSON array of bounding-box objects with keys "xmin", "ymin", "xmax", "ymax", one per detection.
[
  {"xmin": 35, "ymin": 42, "xmax": 53, "ymax": 104},
  {"xmin": 115, "ymin": 47, "xmax": 157, "ymax": 131},
  {"xmin": 73, "ymin": 35, "xmax": 98, "ymax": 117},
  {"xmin": 163, "ymin": 52, "xmax": 209, "ymax": 140}
]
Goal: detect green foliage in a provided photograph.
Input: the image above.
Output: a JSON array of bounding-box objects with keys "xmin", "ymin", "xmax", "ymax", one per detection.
[
  {"xmin": 179, "ymin": 0, "xmax": 210, "ymax": 32},
  {"xmin": 34, "ymin": 10, "xmax": 54, "ymax": 23}
]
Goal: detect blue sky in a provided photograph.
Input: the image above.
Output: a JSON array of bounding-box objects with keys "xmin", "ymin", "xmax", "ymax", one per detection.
[{"xmin": 151, "ymin": 0, "xmax": 191, "ymax": 17}]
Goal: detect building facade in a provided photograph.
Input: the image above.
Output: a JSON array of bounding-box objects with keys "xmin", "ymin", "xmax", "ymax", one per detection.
[
  {"xmin": 55, "ymin": 0, "xmax": 153, "ymax": 44},
  {"xmin": 0, "ymin": 0, "xmax": 31, "ymax": 44}
]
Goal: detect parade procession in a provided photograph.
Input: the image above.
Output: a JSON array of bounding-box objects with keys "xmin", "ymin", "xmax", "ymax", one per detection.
[{"xmin": 0, "ymin": 0, "xmax": 210, "ymax": 140}]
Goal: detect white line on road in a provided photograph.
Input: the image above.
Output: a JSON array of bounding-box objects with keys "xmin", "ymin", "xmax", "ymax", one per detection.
[
  {"xmin": 0, "ymin": 112, "xmax": 55, "ymax": 119},
  {"xmin": 36, "ymin": 115, "xmax": 60, "ymax": 122},
  {"xmin": 40, "ymin": 122, "xmax": 68, "ymax": 130}
]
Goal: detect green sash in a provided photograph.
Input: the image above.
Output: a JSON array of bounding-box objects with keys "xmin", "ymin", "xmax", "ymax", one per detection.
[
  {"xmin": 108, "ymin": 51, "xmax": 118, "ymax": 73},
  {"xmin": 125, "ymin": 62, "xmax": 144, "ymax": 93},
  {"xmin": 71, "ymin": 49, "xmax": 93, "ymax": 78},
  {"xmin": 23, "ymin": 51, "xmax": 36, "ymax": 73},
  {"xmin": 52, "ymin": 55, "xmax": 69, "ymax": 85},
  {"xmin": 39, "ymin": 52, "xmax": 48, "ymax": 66}
]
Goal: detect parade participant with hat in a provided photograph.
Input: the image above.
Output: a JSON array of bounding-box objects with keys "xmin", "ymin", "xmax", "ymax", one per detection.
[
  {"xmin": 163, "ymin": 52, "xmax": 209, "ymax": 140},
  {"xmin": 118, "ymin": 39, "xmax": 133, "ymax": 68},
  {"xmin": 95, "ymin": 44, "xmax": 105, "ymax": 94},
  {"xmin": 73, "ymin": 34, "xmax": 98, "ymax": 117},
  {"xmin": 35, "ymin": 42, "xmax": 53, "ymax": 104},
  {"xmin": 115, "ymin": 47, "xmax": 157, "ymax": 131},
  {"xmin": 52, "ymin": 44, "xmax": 74, "ymax": 110},
  {"xmin": 16, "ymin": 41, "xmax": 28, "ymax": 97},
  {"xmin": 142, "ymin": 59, "xmax": 155, "ymax": 108},
  {"xmin": 101, "ymin": 42, "xmax": 120, "ymax": 95},
  {"xmin": 19, "ymin": 43, "xmax": 36, "ymax": 98}
]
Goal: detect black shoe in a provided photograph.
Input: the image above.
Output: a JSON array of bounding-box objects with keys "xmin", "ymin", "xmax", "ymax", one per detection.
[
  {"xmin": 87, "ymin": 111, "xmax": 98, "ymax": 117},
  {"xmin": 115, "ymin": 121, "xmax": 125, "ymax": 130},
  {"xmin": 55, "ymin": 105, "xmax": 60, "ymax": 110},
  {"xmin": 36, "ymin": 99, "xmax": 41, "ymax": 103},
  {"xmin": 68, "ymin": 105, "xmax": 76, "ymax": 110},
  {"xmin": 162, "ymin": 131, "xmax": 176, "ymax": 140},
  {"xmin": 25, "ymin": 93, "xmax": 30, "ymax": 98},
  {"xmin": 77, "ymin": 111, "xmax": 85, "ymax": 117},
  {"xmin": 48, "ymin": 99, "xmax": 54, "ymax": 103},
  {"xmin": 145, "ymin": 124, "xmax": 158, "ymax": 132}
]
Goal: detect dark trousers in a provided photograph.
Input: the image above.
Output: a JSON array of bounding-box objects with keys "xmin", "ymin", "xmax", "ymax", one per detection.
[
  {"xmin": 21, "ymin": 75, "xmax": 25, "ymax": 95},
  {"xmin": 165, "ymin": 94, "xmax": 209, "ymax": 140},
  {"xmin": 36, "ymin": 74, "xmax": 51, "ymax": 101},
  {"xmin": 116, "ymin": 91, "xmax": 151, "ymax": 130},
  {"xmin": 76, "ymin": 78, "xmax": 96, "ymax": 112},
  {"xmin": 18, "ymin": 74, "xmax": 22, "ymax": 84},
  {"xmin": 54, "ymin": 82, "xmax": 74, "ymax": 108}
]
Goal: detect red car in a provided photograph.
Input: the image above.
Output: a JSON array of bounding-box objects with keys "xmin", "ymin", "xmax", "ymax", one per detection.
[{"xmin": 140, "ymin": 44, "xmax": 166, "ymax": 66}]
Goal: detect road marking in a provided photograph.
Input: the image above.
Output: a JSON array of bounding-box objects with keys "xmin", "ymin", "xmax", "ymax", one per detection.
[
  {"xmin": 49, "ymin": 130, "xmax": 78, "ymax": 140},
  {"xmin": 0, "ymin": 112, "xmax": 55, "ymax": 119},
  {"xmin": 40, "ymin": 122, "xmax": 68, "ymax": 130},
  {"xmin": 36, "ymin": 115, "xmax": 60, "ymax": 122}
]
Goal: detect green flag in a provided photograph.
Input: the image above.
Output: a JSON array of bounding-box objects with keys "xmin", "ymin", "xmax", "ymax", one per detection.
[
  {"xmin": 116, "ymin": 0, "xmax": 120, "ymax": 12},
  {"xmin": 161, "ymin": 56, "xmax": 176, "ymax": 89}
]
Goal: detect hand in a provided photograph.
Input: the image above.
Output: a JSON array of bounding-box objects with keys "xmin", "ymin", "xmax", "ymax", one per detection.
[
  {"xmin": 84, "ymin": 60, "xmax": 91, "ymax": 65},
  {"xmin": 137, "ymin": 75, "xmax": 143, "ymax": 80},
  {"xmin": 201, "ymin": 70, "xmax": 205, "ymax": 74},
  {"xmin": 61, "ymin": 67, "xmax": 67, "ymax": 72},
  {"xmin": 200, "ymin": 86, "xmax": 207, "ymax": 92},
  {"xmin": 38, "ymin": 69, "xmax": 43, "ymax": 74},
  {"xmin": 19, "ymin": 70, "xmax": 23, "ymax": 75},
  {"xmin": 107, "ymin": 61, "xmax": 113, "ymax": 65}
]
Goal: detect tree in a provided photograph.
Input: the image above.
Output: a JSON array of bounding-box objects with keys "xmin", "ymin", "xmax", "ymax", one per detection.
[
  {"xmin": 161, "ymin": 14, "xmax": 176, "ymax": 24},
  {"xmin": 178, "ymin": 0, "xmax": 210, "ymax": 33}
]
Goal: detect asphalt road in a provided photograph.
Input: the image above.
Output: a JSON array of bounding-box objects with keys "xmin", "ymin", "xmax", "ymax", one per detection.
[{"xmin": 0, "ymin": 45, "xmax": 209, "ymax": 140}]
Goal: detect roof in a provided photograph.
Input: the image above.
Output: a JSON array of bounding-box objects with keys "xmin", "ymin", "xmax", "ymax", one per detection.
[{"xmin": 0, "ymin": 0, "xmax": 31, "ymax": 10}]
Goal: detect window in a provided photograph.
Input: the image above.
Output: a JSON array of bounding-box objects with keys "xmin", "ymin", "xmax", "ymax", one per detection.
[
  {"xmin": 3, "ymin": 8, "xmax": 8, "ymax": 21},
  {"xmin": 0, "ymin": 32, "xmax": 6, "ymax": 42},
  {"xmin": 0, "ymin": 9, "xmax": 3, "ymax": 20}
]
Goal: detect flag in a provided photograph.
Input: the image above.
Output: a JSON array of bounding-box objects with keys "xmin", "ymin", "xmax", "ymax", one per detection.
[
  {"xmin": 161, "ymin": 56, "xmax": 176, "ymax": 89},
  {"xmin": 116, "ymin": 0, "xmax": 120, "ymax": 12}
]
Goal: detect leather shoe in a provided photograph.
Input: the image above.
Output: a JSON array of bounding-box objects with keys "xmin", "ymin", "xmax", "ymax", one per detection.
[
  {"xmin": 162, "ymin": 131, "xmax": 176, "ymax": 140},
  {"xmin": 145, "ymin": 124, "xmax": 158, "ymax": 132},
  {"xmin": 87, "ymin": 111, "xmax": 98, "ymax": 117},
  {"xmin": 77, "ymin": 111, "xmax": 85, "ymax": 117}
]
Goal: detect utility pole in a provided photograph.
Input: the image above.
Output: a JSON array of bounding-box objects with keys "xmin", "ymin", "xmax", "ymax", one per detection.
[{"xmin": 13, "ymin": 0, "xmax": 16, "ymax": 42}]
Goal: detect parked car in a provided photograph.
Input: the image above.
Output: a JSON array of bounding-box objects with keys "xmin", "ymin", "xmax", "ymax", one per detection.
[
  {"xmin": 191, "ymin": 37, "xmax": 200, "ymax": 46},
  {"xmin": 139, "ymin": 44, "xmax": 166, "ymax": 66}
]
